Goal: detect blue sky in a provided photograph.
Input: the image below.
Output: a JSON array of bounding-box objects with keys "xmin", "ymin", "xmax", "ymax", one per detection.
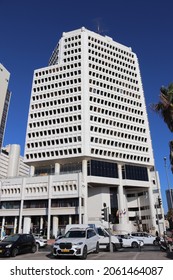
[{"xmin": 1, "ymin": 0, "xmax": 173, "ymax": 212}]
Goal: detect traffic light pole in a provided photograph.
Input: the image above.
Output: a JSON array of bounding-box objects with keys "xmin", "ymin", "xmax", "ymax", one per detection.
[
  {"xmin": 155, "ymin": 203, "xmax": 161, "ymax": 236},
  {"xmin": 108, "ymin": 215, "xmax": 113, "ymax": 253},
  {"xmin": 101, "ymin": 204, "xmax": 113, "ymax": 253}
]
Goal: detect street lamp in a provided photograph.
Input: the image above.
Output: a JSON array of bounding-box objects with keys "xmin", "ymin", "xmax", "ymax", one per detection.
[{"xmin": 164, "ymin": 157, "xmax": 173, "ymax": 209}]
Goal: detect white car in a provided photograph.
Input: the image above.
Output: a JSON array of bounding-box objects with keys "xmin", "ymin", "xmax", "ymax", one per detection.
[
  {"xmin": 130, "ymin": 232, "xmax": 161, "ymax": 245},
  {"xmin": 53, "ymin": 227, "xmax": 99, "ymax": 259},
  {"xmin": 116, "ymin": 234, "xmax": 144, "ymax": 248},
  {"xmin": 33, "ymin": 234, "xmax": 47, "ymax": 248},
  {"xmin": 95, "ymin": 226, "xmax": 121, "ymax": 251}
]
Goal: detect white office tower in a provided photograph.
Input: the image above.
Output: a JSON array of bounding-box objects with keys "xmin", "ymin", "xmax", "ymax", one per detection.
[
  {"xmin": 22, "ymin": 27, "xmax": 164, "ymax": 235},
  {"xmin": 0, "ymin": 145, "xmax": 30, "ymax": 178},
  {"xmin": 0, "ymin": 64, "xmax": 11, "ymax": 150}
]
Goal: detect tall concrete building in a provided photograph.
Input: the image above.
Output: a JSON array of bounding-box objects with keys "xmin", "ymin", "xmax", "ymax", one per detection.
[
  {"xmin": 0, "ymin": 28, "xmax": 164, "ymax": 239},
  {"xmin": 0, "ymin": 64, "xmax": 11, "ymax": 150},
  {"xmin": 0, "ymin": 145, "xmax": 30, "ymax": 179}
]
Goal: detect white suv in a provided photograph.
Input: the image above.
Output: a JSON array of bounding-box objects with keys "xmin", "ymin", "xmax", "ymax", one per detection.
[
  {"xmin": 53, "ymin": 227, "xmax": 99, "ymax": 259},
  {"xmin": 130, "ymin": 232, "xmax": 159, "ymax": 245}
]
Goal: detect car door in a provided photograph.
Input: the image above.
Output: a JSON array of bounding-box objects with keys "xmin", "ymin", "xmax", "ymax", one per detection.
[
  {"xmin": 86, "ymin": 229, "xmax": 96, "ymax": 251},
  {"xmin": 17, "ymin": 235, "xmax": 28, "ymax": 253}
]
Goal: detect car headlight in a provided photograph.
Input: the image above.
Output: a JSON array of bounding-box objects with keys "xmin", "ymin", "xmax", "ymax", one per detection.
[
  {"xmin": 5, "ymin": 244, "xmax": 12, "ymax": 248},
  {"xmin": 74, "ymin": 242, "xmax": 83, "ymax": 246}
]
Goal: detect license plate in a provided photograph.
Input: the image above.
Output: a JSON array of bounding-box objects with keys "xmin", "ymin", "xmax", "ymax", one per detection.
[{"xmin": 61, "ymin": 249, "xmax": 70, "ymax": 252}]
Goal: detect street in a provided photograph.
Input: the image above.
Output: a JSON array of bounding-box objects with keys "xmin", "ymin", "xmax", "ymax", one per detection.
[{"xmin": 1, "ymin": 245, "xmax": 172, "ymax": 260}]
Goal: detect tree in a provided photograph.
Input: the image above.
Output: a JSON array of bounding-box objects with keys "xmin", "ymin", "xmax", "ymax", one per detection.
[
  {"xmin": 151, "ymin": 83, "xmax": 173, "ymax": 132},
  {"xmin": 166, "ymin": 208, "xmax": 173, "ymax": 230}
]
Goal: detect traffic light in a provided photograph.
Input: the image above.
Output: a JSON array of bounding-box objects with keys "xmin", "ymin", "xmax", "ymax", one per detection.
[
  {"xmin": 101, "ymin": 205, "xmax": 108, "ymax": 221},
  {"xmin": 158, "ymin": 196, "xmax": 162, "ymax": 207}
]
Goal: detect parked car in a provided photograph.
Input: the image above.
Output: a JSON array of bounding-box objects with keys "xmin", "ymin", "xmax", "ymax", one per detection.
[
  {"xmin": 53, "ymin": 226, "xmax": 99, "ymax": 259},
  {"xmin": 94, "ymin": 226, "xmax": 122, "ymax": 251},
  {"xmin": 33, "ymin": 234, "xmax": 47, "ymax": 248},
  {"xmin": 0, "ymin": 233, "xmax": 37, "ymax": 257},
  {"xmin": 130, "ymin": 232, "xmax": 161, "ymax": 245},
  {"xmin": 116, "ymin": 234, "xmax": 144, "ymax": 248}
]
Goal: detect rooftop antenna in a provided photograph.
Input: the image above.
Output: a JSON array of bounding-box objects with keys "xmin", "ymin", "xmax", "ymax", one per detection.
[{"xmin": 93, "ymin": 18, "xmax": 108, "ymax": 35}]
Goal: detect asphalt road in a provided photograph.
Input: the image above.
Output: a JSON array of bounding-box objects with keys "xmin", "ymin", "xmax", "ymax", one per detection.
[{"xmin": 1, "ymin": 245, "xmax": 172, "ymax": 260}]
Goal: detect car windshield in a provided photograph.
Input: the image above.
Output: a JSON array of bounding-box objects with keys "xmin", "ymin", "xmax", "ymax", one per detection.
[
  {"xmin": 2, "ymin": 234, "xmax": 20, "ymax": 242},
  {"xmin": 65, "ymin": 230, "xmax": 86, "ymax": 238}
]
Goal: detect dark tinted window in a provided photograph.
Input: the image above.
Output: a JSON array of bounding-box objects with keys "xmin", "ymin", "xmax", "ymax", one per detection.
[
  {"xmin": 88, "ymin": 160, "xmax": 118, "ymax": 178},
  {"xmin": 122, "ymin": 165, "xmax": 148, "ymax": 181}
]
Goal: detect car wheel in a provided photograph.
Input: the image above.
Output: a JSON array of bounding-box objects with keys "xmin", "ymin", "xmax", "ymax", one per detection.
[
  {"xmin": 81, "ymin": 245, "xmax": 87, "ymax": 259},
  {"xmin": 153, "ymin": 240, "xmax": 159, "ymax": 246},
  {"xmin": 31, "ymin": 245, "xmax": 37, "ymax": 253},
  {"xmin": 95, "ymin": 242, "xmax": 99, "ymax": 254},
  {"xmin": 132, "ymin": 241, "xmax": 138, "ymax": 248},
  {"xmin": 11, "ymin": 248, "xmax": 19, "ymax": 257}
]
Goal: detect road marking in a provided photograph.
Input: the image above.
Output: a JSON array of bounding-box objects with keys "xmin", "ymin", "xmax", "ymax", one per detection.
[{"xmin": 132, "ymin": 252, "xmax": 140, "ymax": 260}]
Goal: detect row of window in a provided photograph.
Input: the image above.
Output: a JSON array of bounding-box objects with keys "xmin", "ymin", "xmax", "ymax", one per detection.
[
  {"xmin": 64, "ymin": 34, "xmax": 81, "ymax": 42},
  {"xmin": 53, "ymin": 184, "xmax": 77, "ymax": 193},
  {"xmin": 34, "ymin": 62, "xmax": 81, "ymax": 77},
  {"xmin": 32, "ymin": 86, "xmax": 81, "ymax": 101},
  {"xmin": 88, "ymin": 35, "xmax": 134, "ymax": 58},
  {"xmin": 63, "ymin": 55, "xmax": 81, "ymax": 63},
  {"xmin": 33, "ymin": 77, "xmax": 81, "ymax": 93},
  {"xmin": 90, "ymin": 113, "xmax": 144, "ymax": 126},
  {"xmin": 89, "ymin": 57, "xmax": 137, "ymax": 80},
  {"xmin": 88, "ymin": 49, "xmax": 135, "ymax": 70},
  {"xmin": 90, "ymin": 148, "xmax": 150, "ymax": 163},
  {"xmin": 90, "ymin": 105, "xmax": 143, "ymax": 118},
  {"xmin": 31, "ymin": 95, "xmax": 81, "ymax": 110},
  {"xmin": 27, "ymin": 127, "xmax": 81, "ymax": 139},
  {"xmin": 34, "ymin": 69, "xmax": 81, "ymax": 84},
  {"xmin": 91, "ymin": 137, "xmax": 148, "ymax": 152},
  {"xmin": 89, "ymin": 76, "xmax": 138, "ymax": 93},
  {"xmin": 27, "ymin": 136, "xmax": 81, "ymax": 149},
  {"xmin": 29, "ymin": 115, "xmax": 81, "ymax": 129},
  {"xmin": 1, "ymin": 187, "xmax": 21, "ymax": 195},
  {"xmin": 90, "ymin": 95, "xmax": 142, "ymax": 110},
  {"xmin": 25, "ymin": 147, "xmax": 82, "ymax": 159},
  {"xmin": 30, "ymin": 105, "xmax": 81, "ymax": 119},
  {"xmin": 91, "ymin": 86, "xmax": 141, "ymax": 104}
]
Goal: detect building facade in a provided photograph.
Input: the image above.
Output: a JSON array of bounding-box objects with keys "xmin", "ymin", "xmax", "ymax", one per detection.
[
  {"xmin": 0, "ymin": 64, "xmax": 11, "ymax": 150},
  {"xmin": 166, "ymin": 189, "xmax": 173, "ymax": 210},
  {"xmin": 0, "ymin": 144, "xmax": 30, "ymax": 179},
  {"xmin": 0, "ymin": 27, "xmax": 164, "ymax": 239}
]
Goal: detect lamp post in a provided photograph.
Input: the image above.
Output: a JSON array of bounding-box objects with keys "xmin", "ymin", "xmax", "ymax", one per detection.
[{"xmin": 164, "ymin": 157, "xmax": 173, "ymax": 209}]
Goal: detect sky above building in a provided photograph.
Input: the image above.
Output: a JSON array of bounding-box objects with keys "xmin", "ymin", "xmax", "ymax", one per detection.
[{"xmin": 0, "ymin": 0, "xmax": 173, "ymax": 212}]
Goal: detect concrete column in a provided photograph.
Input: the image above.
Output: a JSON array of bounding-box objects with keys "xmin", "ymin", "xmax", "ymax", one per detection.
[
  {"xmin": 69, "ymin": 215, "xmax": 72, "ymax": 225},
  {"xmin": 30, "ymin": 166, "xmax": 35, "ymax": 176},
  {"xmin": 14, "ymin": 217, "xmax": 17, "ymax": 234},
  {"xmin": 18, "ymin": 178, "xmax": 25, "ymax": 233},
  {"xmin": 117, "ymin": 164, "xmax": 126, "ymax": 224},
  {"xmin": 1, "ymin": 217, "xmax": 5, "ymax": 239},
  {"xmin": 148, "ymin": 186, "xmax": 157, "ymax": 230},
  {"xmin": 7, "ymin": 144, "xmax": 20, "ymax": 177},
  {"xmin": 55, "ymin": 163, "xmax": 60, "ymax": 174},
  {"xmin": 40, "ymin": 216, "xmax": 43, "ymax": 231},
  {"xmin": 52, "ymin": 216, "xmax": 58, "ymax": 237},
  {"xmin": 47, "ymin": 175, "xmax": 52, "ymax": 239},
  {"xmin": 82, "ymin": 159, "xmax": 88, "ymax": 223},
  {"xmin": 23, "ymin": 217, "xmax": 31, "ymax": 233}
]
